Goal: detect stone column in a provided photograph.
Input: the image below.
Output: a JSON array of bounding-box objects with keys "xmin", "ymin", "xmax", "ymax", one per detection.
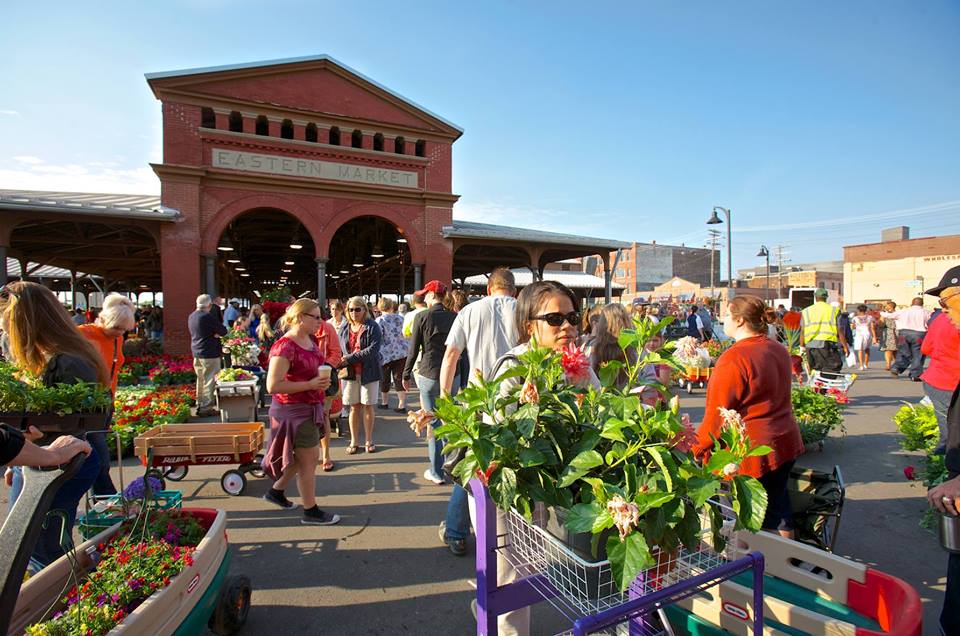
[
  {"xmin": 0, "ymin": 245, "xmax": 7, "ymax": 287},
  {"xmin": 316, "ymin": 259, "xmax": 327, "ymax": 308},
  {"xmin": 603, "ymin": 254, "xmax": 613, "ymax": 304},
  {"xmin": 69, "ymin": 270, "xmax": 77, "ymax": 309},
  {"xmin": 413, "ymin": 264, "xmax": 423, "ymax": 292},
  {"xmin": 203, "ymin": 254, "xmax": 217, "ymax": 297}
]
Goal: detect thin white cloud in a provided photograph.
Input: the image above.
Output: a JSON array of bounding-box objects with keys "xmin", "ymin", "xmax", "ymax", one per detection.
[
  {"xmin": 0, "ymin": 156, "xmax": 159, "ymax": 194},
  {"xmin": 0, "ymin": 110, "xmax": 20, "ymax": 116}
]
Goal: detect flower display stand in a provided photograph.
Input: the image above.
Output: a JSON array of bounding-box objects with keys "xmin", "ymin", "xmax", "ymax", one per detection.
[
  {"xmin": 215, "ymin": 379, "xmax": 259, "ymax": 422},
  {"xmin": 469, "ymin": 479, "xmax": 766, "ymax": 636}
]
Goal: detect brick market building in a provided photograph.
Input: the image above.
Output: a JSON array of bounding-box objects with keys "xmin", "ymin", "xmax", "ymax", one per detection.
[{"xmin": 0, "ymin": 56, "xmax": 627, "ymax": 354}]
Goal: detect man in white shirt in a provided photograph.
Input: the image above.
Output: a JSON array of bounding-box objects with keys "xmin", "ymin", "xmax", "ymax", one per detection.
[
  {"xmin": 881, "ymin": 297, "xmax": 932, "ymax": 380},
  {"xmin": 436, "ymin": 268, "xmax": 522, "ymax": 632}
]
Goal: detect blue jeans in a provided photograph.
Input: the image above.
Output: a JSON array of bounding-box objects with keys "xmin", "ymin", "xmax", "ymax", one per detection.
[
  {"xmin": 923, "ymin": 382, "xmax": 952, "ymax": 454},
  {"xmin": 89, "ymin": 431, "xmax": 117, "ymax": 496},
  {"xmin": 944, "ymin": 552, "xmax": 960, "ymax": 635},
  {"xmin": 415, "ymin": 373, "xmax": 458, "ymax": 480},
  {"xmin": 893, "ymin": 329, "xmax": 925, "ymax": 380},
  {"xmin": 444, "ymin": 482, "xmax": 471, "ymax": 541},
  {"xmin": 32, "ymin": 450, "xmax": 100, "ymax": 567},
  {"xmin": 7, "ymin": 466, "xmax": 23, "ymax": 514}
]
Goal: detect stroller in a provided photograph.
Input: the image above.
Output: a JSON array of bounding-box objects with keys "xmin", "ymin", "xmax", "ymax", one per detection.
[{"xmin": 787, "ymin": 464, "xmax": 846, "ymax": 552}]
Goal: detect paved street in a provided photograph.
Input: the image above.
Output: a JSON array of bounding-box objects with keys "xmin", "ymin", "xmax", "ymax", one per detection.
[{"xmin": 2, "ymin": 357, "xmax": 948, "ymax": 635}]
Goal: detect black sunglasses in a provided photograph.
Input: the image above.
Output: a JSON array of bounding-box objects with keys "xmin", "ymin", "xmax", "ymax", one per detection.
[
  {"xmin": 533, "ymin": 311, "xmax": 581, "ymax": 328},
  {"xmin": 348, "ymin": 307, "xmax": 365, "ymax": 313}
]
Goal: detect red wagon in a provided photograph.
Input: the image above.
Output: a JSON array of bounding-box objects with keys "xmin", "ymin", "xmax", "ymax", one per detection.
[{"xmin": 135, "ymin": 422, "xmax": 265, "ymax": 496}]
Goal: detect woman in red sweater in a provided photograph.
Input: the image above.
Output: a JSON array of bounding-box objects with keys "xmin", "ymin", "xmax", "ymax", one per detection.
[{"xmin": 694, "ymin": 295, "xmax": 804, "ymax": 537}]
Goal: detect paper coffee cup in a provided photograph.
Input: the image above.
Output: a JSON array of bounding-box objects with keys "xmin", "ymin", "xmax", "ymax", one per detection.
[{"xmin": 317, "ymin": 366, "xmax": 332, "ymax": 380}]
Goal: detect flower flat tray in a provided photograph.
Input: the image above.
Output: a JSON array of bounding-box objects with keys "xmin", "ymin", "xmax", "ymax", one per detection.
[{"xmin": 134, "ymin": 422, "xmax": 264, "ymax": 462}]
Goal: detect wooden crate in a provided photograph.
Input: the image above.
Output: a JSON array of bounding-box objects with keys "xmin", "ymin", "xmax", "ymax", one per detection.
[{"xmin": 134, "ymin": 422, "xmax": 264, "ymax": 462}]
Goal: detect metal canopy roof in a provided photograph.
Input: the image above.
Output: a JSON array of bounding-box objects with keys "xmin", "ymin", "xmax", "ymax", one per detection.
[
  {"xmin": 145, "ymin": 54, "xmax": 464, "ymax": 135},
  {"xmin": 5, "ymin": 259, "xmax": 101, "ymax": 280},
  {"xmin": 443, "ymin": 220, "xmax": 631, "ymax": 250},
  {"xmin": 463, "ymin": 267, "xmax": 625, "ymax": 291},
  {"xmin": 0, "ymin": 190, "xmax": 179, "ymax": 221}
]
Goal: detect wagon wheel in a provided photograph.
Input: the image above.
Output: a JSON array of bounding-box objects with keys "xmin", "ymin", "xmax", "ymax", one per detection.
[
  {"xmin": 162, "ymin": 465, "xmax": 189, "ymax": 481},
  {"xmin": 221, "ymin": 469, "xmax": 247, "ymax": 496},
  {"xmin": 247, "ymin": 453, "xmax": 265, "ymax": 479},
  {"xmin": 143, "ymin": 469, "xmax": 167, "ymax": 491},
  {"xmin": 208, "ymin": 574, "xmax": 252, "ymax": 635}
]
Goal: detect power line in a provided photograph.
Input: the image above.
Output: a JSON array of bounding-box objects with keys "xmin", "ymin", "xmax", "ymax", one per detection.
[{"xmin": 733, "ymin": 200, "xmax": 960, "ymax": 233}]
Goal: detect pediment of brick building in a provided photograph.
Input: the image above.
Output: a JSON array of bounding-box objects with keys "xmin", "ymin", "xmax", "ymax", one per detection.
[{"xmin": 148, "ymin": 56, "xmax": 461, "ymax": 137}]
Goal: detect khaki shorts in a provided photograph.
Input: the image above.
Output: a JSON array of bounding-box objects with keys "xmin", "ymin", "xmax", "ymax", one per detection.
[
  {"xmin": 293, "ymin": 419, "xmax": 320, "ymax": 448},
  {"xmin": 343, "ymin": 380, "xmax": 379, "ymax": 406}
]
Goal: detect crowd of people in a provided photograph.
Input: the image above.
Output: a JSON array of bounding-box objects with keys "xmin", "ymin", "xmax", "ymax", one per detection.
[{"xmin": 3, "ymin": 262, "xmax": 960, "ymax": 634}]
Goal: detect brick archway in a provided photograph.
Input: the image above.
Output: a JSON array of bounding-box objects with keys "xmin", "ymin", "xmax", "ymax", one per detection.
[
  {"xmin": 316, "ymin": 203, "xmax": 424, "ymax": 264},
  {"xmin": 200, "ymin": 193, "xmax": 324, "ymax": 258}
]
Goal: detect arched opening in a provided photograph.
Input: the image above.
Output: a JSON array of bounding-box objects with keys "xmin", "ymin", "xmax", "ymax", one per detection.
[
  {"xmin": 328, "ymin": 126, "xmax": 341, "ymax": 145},
  {"xmin": 415, "ymin": 139, "xmax": 426, "ymax": 157},
  {"xmin": 229, "ymin": 111, "xmax": 243, "ymax": 133},
  {"xmin": 215, "ymin": 209, "xmax": 316, "ymax": 299},
  {"xmin": 281, "ymin": 119, "xmax": 294, "ymax": 139},
  {"xmin": 351, "ymin": 129, "xmax": 363, "ymax": 148},
  {"xmin": 255, "ymin": 115, "xmax": 269, "ymax": 136},
  {"xmin": 326, "ymin": 216, "xmax": 412, "ymax": 300},
  {"xmin": 305, "ymin": 123, "xmax": 318, "ymax": 143},
  {"xmin": 373, "ymin": 133, "xmax": 384, "ymax": 151},
  {"xmin": 394, "ymin": 136, "xmax": 405, "ymax": 154},
  {"xmin": 200, "ymin": 107, "xmax": 216, "ymax": 129}
]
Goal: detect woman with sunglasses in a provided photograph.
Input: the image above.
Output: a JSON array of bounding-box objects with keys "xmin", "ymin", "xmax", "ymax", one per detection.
[
  {"xmin": 261, "ymin": 298, "xmax": 340, "ymax": 525},
  {"xmin": 336, "ymin": 297, "xmax": 383, "ymax": 454},
  {"xmin": 0, "ymin": 281, "xmax": 110, "ymax": 566},
  {"xmin": 78, "ymin": 292, "xmax": 138, "ymax": 496}
]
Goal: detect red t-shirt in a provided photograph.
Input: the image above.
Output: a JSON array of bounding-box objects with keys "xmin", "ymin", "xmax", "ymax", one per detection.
[
  {"xmin": 269, "ymin": 336, "xmax": 325, "ymax": 405},
  {"xmin": 694, "ymin": 335, "xmax": 804, "ymax": 478},
  {"xmin": 921, "ymin": 313, "xmax": 960, "ymax": 391},
  {"xmin": 347, "ymin": 326, "xmax": 363, "ymax": 379}
]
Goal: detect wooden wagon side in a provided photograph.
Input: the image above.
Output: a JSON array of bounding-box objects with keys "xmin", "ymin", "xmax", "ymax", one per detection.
[{"xmin": 134, "ymin": 423, "xmax": 264, "ymax": 464}]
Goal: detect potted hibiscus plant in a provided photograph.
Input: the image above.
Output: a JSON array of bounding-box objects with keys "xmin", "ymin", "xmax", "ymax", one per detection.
[{"xmin": 433, "ymin": 316, "xmax": 771, "ymax": 592}]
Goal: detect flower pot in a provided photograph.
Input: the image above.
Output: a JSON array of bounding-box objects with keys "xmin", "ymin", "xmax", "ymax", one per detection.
[{"xmin": 544, "ymin": 506, "xmax": 615, "ymax": 600}]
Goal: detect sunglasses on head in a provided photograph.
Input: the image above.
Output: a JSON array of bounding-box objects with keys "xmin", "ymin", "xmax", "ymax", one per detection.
[{"xmin": 533, "ymin": 311, "xmax": 581, "ymax": 328}]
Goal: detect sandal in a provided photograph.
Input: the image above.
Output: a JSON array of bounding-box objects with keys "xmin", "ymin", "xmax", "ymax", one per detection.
[
  {"xmin": 365, "ymin": 443, "xmax": 377, "ymax": 453},
  {"xmin": 346, "ymin": 445, "xmax": 360, "ymax": 455},
  {"xmin": 321, "ymin": 460, "xmax": 335, "ymax": 472}
]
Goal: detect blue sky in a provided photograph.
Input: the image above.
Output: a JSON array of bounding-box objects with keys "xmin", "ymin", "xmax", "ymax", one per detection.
[{"xmin": 1, "ymin": 1, "xmax": 958, "ymax": 272}]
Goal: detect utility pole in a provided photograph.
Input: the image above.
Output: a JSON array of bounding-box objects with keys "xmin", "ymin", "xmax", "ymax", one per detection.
[{"xmin": 706, "ymin": 229, "xmax": 721, "ymax": 300}]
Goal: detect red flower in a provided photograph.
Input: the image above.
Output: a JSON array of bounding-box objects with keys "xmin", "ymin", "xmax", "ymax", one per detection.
[
  {"xmin": 475, "ymin": 461, "xmax": 500, "ymax": 486},
  {"xmin": 904, "ymin": 465, "xmax": 916, "ymax": 480},
  {"xmin": 561, "ymin": 343, "xmax": 591, "ymax": 385}
]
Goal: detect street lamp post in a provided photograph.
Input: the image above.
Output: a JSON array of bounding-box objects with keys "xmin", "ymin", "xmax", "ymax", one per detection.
[
  {"xmin": 707, "ymin": 206, "xmax": 732, "ymax": 292},
  {"xmin": 757, "ymin": 245, "xmax": 770, "ymax": 306}
]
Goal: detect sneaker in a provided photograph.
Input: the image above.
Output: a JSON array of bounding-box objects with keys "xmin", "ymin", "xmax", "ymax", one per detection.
[
  {"xmin": 446, "ymin": 537, "xmax": 466, "ymax": 556},
  {"xmin": 263, "ymin": 489, "xmax": 294, "ymax": 509},
  {"xmin": 423, "ymin": 469, "xmax": 445, "ymax": 485},
  {"xmin": 302, "ymin": 506, "xmax": 341, "ymax": 525},
  {"xmin": 438, "ymin": 520, "xmax": 447, "ymax": 544}
]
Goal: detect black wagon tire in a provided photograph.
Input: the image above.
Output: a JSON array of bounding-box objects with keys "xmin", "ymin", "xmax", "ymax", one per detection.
[
  {"xmin": 247, "ymin": 453, "xmax": 265, "ymax": 479},
  {"xmin": 162, "ymin": 465, "xmax": 189, "ymax": 481},
  {"xmin": 220, "ymin": 469, "xmax": 247, "ymax": 496},
  {"xmin": 208, "ymin": 574, "xmax": 252, "ymax": 635}
]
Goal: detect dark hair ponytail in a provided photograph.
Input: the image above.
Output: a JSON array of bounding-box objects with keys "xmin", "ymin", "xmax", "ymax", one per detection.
[{"xmin": 729, "ymin": 295, "xmax": 776, "ymax": 335}]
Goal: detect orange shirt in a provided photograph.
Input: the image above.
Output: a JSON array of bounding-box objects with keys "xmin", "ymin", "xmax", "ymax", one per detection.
[
  {"xmin": 314, "ymin": 320, "xmax": 342, "ymax": 368},
  {"xmin": 694, "ymin": 335, "xmax": 803, "ymax": 478},
  {"xmin": 78, "ymin": 324, "xmax": 124, "ymax": 393}
]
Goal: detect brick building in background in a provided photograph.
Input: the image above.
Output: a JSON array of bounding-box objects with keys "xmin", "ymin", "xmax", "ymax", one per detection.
[
  {"xmin": 844, "ymin": 227, "xmax": 960, "ymax": 308},
  {"xmin": 585, "ymin": 241, "xmax": 720, "ymax": 295}
]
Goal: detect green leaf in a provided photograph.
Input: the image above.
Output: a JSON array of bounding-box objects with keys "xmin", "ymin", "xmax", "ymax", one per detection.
[
  {"xmin": 709, "ymin": 505, "xmax": 727, "ymax": 553},
  {"xmin": 514, "ymin": 403, "xmax": 539, "ymax": 439},
  {"xmin": 592, "ymin": 509, "xmax": 615, "ymax": 533},
  {"xmin": 473, "ymin": 438, "xmax": 495, "ymax": 469},
  {"xmin": 518, "ymin": 448, "xmax": 547, "ymax": 467},
  {"xmin": 746, "ymin": 445, "xmax": 774, "ymax": 458},
  {"xmin": 644, "ymin": 446, "xmax": 673, "ymax": 492},
  {"xmin": 491, "ymin": 467, "xmax": 517, "ymax": 510},
  {"xmin": 685, "ymin": 477, "xmax": 720, "ymax": 508},
  {"xmin": 564, "ymin": 502, "xmax": 600, "ymax": 534},
  {"xmin": 634, "ymin": 491, "xmax": 675, "ymax": 516},
  {"xmin": 606, "ymin": 532, "xmax": 654, "ymax": 592},
  {"xmin": 617, "ymin": 329, "xmax": 637, "ymax": 351},
  {"xmin": 732, "ymin": 475, "xmax": 768, "ymax": 532},
  {"xmin": 570, "ymin": 429, "xmax": 601, "ymax": 458},
  {"xmin": 598, "ymin": 361, "xmax": 624, "ymax": 387},
  {"xmin": 624, "ymin": 464, "xmax": 638, "ymax": 498},
  {"xmin": 705, "ymin": 449, "xmax": 737, "ymax": 473},
  {"xmin": 558, "ymin": 449, "xmax": 604, "ymax": 487},
  {"xmin": 676, "ymin": 504, "xmax": 701, "ymax": 551},
  {"xmin": 599, "ymin": 418, "xmax": 627, "ymax": 443}
]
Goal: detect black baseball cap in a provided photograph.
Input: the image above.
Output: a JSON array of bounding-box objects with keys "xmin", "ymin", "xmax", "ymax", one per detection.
[{"xmin": 924, "ymin": 265, "xmax": 960, "ymax": 296}]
